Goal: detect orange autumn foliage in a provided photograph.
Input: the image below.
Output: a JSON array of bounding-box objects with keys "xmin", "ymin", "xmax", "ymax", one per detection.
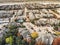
[{"xmin": 52, "ymin": 37, "xmax": 60, "ymax": 45}]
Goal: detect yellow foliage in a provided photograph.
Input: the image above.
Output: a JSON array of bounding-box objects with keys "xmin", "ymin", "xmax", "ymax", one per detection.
[
  {"xmin": 31, "ymin": 32, "xmax": 38, "ymax": 39},
  {"xmin": 55, "ymin": 31, "xmax": 60, "ymax": 35},
  {"xmin": 5, "ymin": 36, "xmax": 13, "ymax": 44},
  {"xmin": 6, "ymin": 38, "xmax": 10, "ymax": 43}
]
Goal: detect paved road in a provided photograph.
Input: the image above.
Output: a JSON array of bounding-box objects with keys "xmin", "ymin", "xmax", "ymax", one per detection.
[
  {"xmin": 0, "ymin": 0, "xmax": 59, "ymax": 3},
  {"xmin": 0, "ymin": 1, "xmax": 59, "ymax": 4}
]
